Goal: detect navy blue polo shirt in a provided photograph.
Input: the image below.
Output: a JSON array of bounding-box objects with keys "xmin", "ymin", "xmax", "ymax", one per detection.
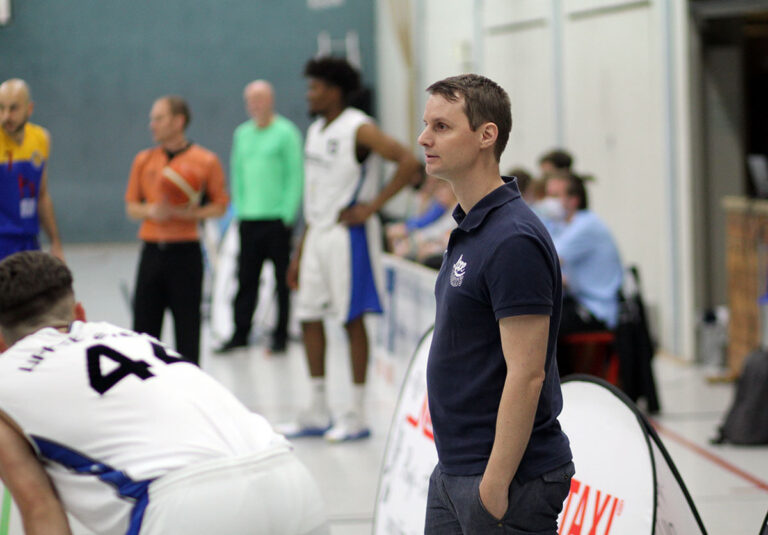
[{"xmin": 426, "ymin": 178, "xmax": 572, "ymax": 480}]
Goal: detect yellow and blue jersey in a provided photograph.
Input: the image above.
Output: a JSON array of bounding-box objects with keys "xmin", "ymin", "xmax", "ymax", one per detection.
[{"xmin": 0, "ymin": 122, "xmax": 49, "ymax": 238}]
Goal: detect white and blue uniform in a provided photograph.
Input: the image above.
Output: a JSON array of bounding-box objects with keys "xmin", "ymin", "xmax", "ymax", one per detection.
[
  {"xmin": 0, "ymin": 321, "xmax": 327, "ymax": 535},
  {"xmin": 298, "ymin": 107, "xmax": 383, "ymax": 323}
]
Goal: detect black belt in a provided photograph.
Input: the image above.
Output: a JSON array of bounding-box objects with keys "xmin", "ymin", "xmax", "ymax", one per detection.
[{"xmin": 143, "ymin": 241, "xmax": 199, "ymax": 251}]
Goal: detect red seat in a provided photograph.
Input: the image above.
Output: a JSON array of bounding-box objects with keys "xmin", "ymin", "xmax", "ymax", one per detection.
[{"xmin": 561, "ymin": 331, "xmax": 620, "ymax": 385}]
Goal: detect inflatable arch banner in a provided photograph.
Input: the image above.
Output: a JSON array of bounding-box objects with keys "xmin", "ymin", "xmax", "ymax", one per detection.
[
  {"xmin": 374, "ymin": 327, "xmax": 436, "ymax": 534},
  {"xmin": 559, "ymin": 375, "xmax": 707, "ymax": 534},
  {"xmin": 373, "ymin": 329, "xmax": 709, "ymax": 535}
]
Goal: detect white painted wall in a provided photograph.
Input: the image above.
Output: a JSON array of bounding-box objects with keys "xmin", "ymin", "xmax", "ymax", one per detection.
[
  {"xmin": 561, "ymin": 2, "xmax": 671, "ymax": 348},
  {"xmin": 481, "ymin": 2, "xmax": 557, "ymax": 173},
  {"xmin": 376, "ymin": 0, "xmax": 696, "ymax": 358}
]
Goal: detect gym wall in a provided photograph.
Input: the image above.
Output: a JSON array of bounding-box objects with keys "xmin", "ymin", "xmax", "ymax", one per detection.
[{"xmin": 0, "ymin": 0, "xmax": 375, "ymax": 242}]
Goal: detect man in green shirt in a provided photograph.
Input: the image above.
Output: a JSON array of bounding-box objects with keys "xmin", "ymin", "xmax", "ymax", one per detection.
[{"xmin": 217, "ymin": 80, "xmax": 303, "ymax": 354}]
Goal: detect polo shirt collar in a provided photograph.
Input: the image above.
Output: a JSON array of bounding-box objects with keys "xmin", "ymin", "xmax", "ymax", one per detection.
[{"xmin": 453, "ymin": 177, "xmax": 521, "ymax": 231}]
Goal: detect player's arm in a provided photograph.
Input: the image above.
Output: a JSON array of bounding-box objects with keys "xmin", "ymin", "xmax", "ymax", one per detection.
[
  {"xmin": 0, "ymin": 413, "xmax": 72, "ymax": 535},
  {"xmin": 37, "ymin": 162, "xmax": 64, "ymax": 262},
  {"xmin": 230, "ymin": 133, "xmax": 243, "ymax": 218},
  {"xmin": 479, "ymin": 314, "xmax": 549, "ymax": 519},
  {"xmin": 126, "ymin": 201, "xmax": 173, "ymax": 222},
  {"xmin": 338, "ymin": 123, "xmax": 422, "ymax": 226},
  {"xmin": 286, "ymin": 226, "xmax": 307, "ymax": 291},
  {"xmin": 173, "ymin": 201, "xmax": 227, "ymax": 221},
  {"xmin": 280, "ymin": 125, "xmax": 304, "ymax": 227},
  {"xmin": 125, "ymin": 152, "xmax": 173, "ymax": 222}
]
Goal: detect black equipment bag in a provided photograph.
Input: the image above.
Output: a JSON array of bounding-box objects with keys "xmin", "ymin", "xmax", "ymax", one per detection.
[
  {"xmin": 615, "ymin": 265, "xmax": 661, "ymax": 413},
  {"xmin": 714, "ymin": 348, "xmax": 768, "ymax": 445}
]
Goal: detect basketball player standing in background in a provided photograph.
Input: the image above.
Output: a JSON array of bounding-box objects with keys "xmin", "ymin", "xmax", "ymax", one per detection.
[
  {"xmin": 0, "ymin": 79, "xmax": 64, "ymax": 262},
  {"xmin": 125, "ymin": 96, "xmax": 228, "ymax": 365},
  {"xmin": 280, "ymin": 57, "xmax": 421, "ymax": 442}
]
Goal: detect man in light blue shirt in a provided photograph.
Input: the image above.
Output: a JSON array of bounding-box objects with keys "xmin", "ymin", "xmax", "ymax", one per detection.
[{"xmin": 545, "ymin": 172, "xmax": 623, "ymax": 337}]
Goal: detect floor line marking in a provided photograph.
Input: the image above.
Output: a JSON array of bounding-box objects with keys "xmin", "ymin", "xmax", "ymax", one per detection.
[{"xmin": 650, "ymin": 419, "xmax": 768, "ymax": 492}]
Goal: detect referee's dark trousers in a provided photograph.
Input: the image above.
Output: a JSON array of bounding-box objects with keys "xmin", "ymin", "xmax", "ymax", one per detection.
[{"xmin": 133, "ymin": 241, "xmax": 203, "ymax": 364}]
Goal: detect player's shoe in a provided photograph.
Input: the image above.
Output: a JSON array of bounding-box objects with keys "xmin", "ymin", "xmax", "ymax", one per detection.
[
  {"xmin": 323, "ymin": 412, "xmax": 371, "ymax": 443},
  {"xmin": 275, "ymin": 407, "xmax": 332, "ymax": 438},
  {"xmin": 214, "ymin": 336, "xmax": 248, "ymax": 354},
  {"xmin": 268, "ymin": 338, "xmax": 287, "ymax": 355}
]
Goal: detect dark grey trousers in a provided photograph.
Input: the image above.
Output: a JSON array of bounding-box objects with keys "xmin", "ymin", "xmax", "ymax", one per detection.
[{"xmin": 425, "ymin": 461, "xmax": 575, "ymax": 534}]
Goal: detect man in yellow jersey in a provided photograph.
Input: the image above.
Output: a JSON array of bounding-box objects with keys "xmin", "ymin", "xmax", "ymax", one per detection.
[{"xmin": 0, "ymin": 79, "xmax": 63, "ymax": 261}]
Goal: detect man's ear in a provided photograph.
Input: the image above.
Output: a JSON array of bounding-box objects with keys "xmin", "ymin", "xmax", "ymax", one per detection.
[
  {"xmin": 479, "ymin": 122, "xmax": 498, "ymax": 151},
  {"xmin": 74, "ymin": 302, "xmax": 86, "ymax": 322},
  {"xmin": 173, "ymin": 113, "xmax": 186, "ymax": 133},
  {"xmin": 0, "ymin": 332, "xmax": 7, "ymax": 353}
]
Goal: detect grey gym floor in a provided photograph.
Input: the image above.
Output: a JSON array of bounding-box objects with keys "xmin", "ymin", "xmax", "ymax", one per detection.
[{"xmin": 66, "ymin": 243, "xmax": 767, "ymax": 535}]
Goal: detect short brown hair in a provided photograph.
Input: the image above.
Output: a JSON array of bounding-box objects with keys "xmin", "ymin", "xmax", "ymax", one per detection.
[
  {"xmin": 539, "ymin": 149, "xmax": 573, "ymax": 171},
  {"xmin": 508, "ymin": 167, "xmax": 533, "ymax": 194},
  {"xmin": 0, "ymin": 252, "xmax": 73, "ymax": 329},
  {"xmin": 162, "ymin": 95, "xmax": 191, "ymax": 129},
  {"xmin": 426, "ymin": 74, "xmax": 512, "ymax": 161}
]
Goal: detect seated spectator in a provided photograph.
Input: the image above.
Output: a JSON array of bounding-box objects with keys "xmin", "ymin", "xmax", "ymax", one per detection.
[
  {"xmin": 545, "ymin": 172, "xmax": 623, "ymax": 339},
  {"xmin": 389, "ymin": 179, "xmax": 456, "ymax": 268},
  {"xmin": 507, "ymin": 167, "xmax": 544, "ymax": 205},
  {"xmin": 386, "ymin": 175, "xmax": 447, "ymax": 249},
  {"xmin": 538, "ymin": 148, "xmax": 573, "ymax": 177}
]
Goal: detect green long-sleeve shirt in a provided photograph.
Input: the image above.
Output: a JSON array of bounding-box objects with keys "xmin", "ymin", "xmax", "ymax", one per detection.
[{"xmin": 230, "ymin": 115, "xmax": 303, "ymax": 225}]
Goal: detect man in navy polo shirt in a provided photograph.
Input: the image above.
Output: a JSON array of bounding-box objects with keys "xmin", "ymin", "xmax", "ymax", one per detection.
[{"xmin": 419, "ymin": 74, "xmax": 573, "ymax": 533}]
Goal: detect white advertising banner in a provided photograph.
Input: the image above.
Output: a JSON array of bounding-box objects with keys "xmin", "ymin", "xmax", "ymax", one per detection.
[
  {"xmin": 209, "ymin": 222, "xmax": 285, "ymax": 345},
  {"xmin": 373, "ymin": 329, "xmax": 437, "ymax": 534},
  {"xmin": 374, "ymin": 255, "xmax": 437, "ymax": 388},
  {"xmin": 210, "ymin": 222, "xmax": 240, "ymax": 344}
]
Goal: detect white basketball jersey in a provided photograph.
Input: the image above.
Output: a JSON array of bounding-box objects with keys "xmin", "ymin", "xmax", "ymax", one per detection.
[
  {"xmin": 0, "ymin": 321, "xmax": 285, "ymax": 535},
  {"xmin": 303, "ymin": 107, "xmax": 381, "ymax": 228}
]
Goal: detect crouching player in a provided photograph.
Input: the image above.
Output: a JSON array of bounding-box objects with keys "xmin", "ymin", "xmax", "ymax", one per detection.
[{"xmin": 0, "ymin": 251, "xmax": 328, "ymax": 535}]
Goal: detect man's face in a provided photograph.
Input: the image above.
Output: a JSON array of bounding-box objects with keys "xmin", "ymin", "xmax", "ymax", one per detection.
[
  {"xmin": 545, "ymin": 177, "xmax": 577, "ymax": 217},
  {"xmin": 149, "ymin": 99, "xmax": 181, "ymax": 144},
  {"xmin": 305, "ymin": 78, "xmax": 337, "ymax": 116},
  {"xmin": 540, "ymin": 161, "xmax": 557, "ymax": 177},
  {"xmin": 418, "ymin": 94, "xmax": 482, "ymax": 181},
  {"xmin": 0, "ymin": 89, "xmax": 32, "ymax": 138},
  {"xmin": 545, "ymin": 176, "xmax": 567, "ymax": 202},
  {"xmin": 245, "ymin": 86, "xmax": 273, "ymax": 124}
]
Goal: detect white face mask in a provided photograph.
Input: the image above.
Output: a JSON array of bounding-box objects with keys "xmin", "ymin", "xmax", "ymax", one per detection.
[{"xmin": 535, "ymin": 197, "xmax": 566, "ymax": 222}]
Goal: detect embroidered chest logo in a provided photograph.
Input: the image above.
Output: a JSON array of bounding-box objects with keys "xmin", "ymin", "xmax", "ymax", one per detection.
[
  {"xmin": 30, "ymin": 150, "xmax": 44, "ymax": 168},
  {"xmin": 450, "ymin": 254, "xmax": 467, "ymax": 287}
]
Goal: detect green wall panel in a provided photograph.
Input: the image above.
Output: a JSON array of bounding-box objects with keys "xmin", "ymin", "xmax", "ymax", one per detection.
[{"xmin": 0, "ymin": 0, "xmax": 376, "ymax": 242}]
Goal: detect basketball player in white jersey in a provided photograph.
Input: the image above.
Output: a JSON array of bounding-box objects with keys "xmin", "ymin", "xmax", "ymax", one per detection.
[
  {"xmin": 281, "ymin": 57, "xmax": 421, "ymax": 442},
  {"xmin": 0, "ymin": 251, "xmax": 328, "ymax": 535}
]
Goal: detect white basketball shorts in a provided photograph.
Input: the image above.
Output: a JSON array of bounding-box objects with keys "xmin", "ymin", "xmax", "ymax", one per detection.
[
  {"xmin": 295, "ymin": 218, "xmax": 383, "ymax": 324},
  {"xmin": 140, "ymin": 445, "xmax": 328, "ymax": 535}
]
